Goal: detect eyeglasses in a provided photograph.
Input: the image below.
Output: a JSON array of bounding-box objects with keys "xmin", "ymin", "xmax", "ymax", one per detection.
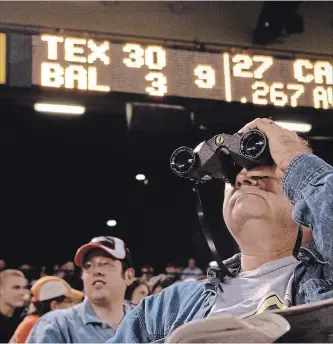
[{"xmin": 82, "ymin": 260, "xmax": 116, "ymax": 272}]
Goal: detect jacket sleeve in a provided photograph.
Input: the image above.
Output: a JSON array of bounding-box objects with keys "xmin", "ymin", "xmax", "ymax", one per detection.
[
  {"xmin": 107, "ymin": 307, "xmax": 150, "ymax": 343},
  {"xmin": 25, "ymin": 318, "xmax": 63, "ymax": 343},
  {"xmin": 283, "ymin": 153, "xmax": 333, "ymax": 264}
]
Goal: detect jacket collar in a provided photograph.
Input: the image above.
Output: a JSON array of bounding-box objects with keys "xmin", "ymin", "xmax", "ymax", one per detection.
[
  {"xmin": 206, "ymin": 245, "xmax": 325, "ymax": 285},
  {"xmin": 81, "ymin": 298, "xmax": 103, "ymax": 325},
  {"xmin": 80, "ymin": 297, "xmax": 132, "ymax": 326}
]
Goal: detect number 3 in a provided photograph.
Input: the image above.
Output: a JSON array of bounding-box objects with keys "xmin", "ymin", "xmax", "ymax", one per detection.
[
  {"xmin": 123, "ymin": 44, "xmax": 144, "ymax": 68},
  {"xmin": 145, "ymin": 72, "xmax": 167, "ymax": 96}
]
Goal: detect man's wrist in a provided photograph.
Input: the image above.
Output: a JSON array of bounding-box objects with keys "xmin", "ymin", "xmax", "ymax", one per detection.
[{"xmin": 282, "ymin": 154, "xmax": 331, "ymax": 204}]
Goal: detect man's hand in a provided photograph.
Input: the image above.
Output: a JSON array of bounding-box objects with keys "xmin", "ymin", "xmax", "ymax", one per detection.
[
  {"xmin": 239, "ymin": 118, "xmax": 312, "ymax": 173},
  {"xmin": 147, "ymin": 274, "xmax": 167, "ymax": 289}
]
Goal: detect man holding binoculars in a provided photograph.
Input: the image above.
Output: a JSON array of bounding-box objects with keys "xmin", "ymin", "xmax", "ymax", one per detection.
[{"xmin": 110, "ymin": 118, "xmax": 332, "ymax": 343}]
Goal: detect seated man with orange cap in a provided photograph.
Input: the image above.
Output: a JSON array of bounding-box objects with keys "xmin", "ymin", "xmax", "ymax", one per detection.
[{"xmin": 11, "ymin": 276, "xmax": 83, "ymax": 343}]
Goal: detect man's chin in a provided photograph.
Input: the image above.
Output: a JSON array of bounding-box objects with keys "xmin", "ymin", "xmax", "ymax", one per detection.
[
  {"xmin": 90, "ymin": 292, "xmax": 108, "ymax": 301},
  {"xmin": 234, "ymin": 193, "xmax": 264, "ymax": 203},
  {"xmin": 231, "ymin": 201, "xmax": 268, "ymax": 223},
  {"xmin": 233, "ymin": 193, "xmax": 267, "ymax": 210}
]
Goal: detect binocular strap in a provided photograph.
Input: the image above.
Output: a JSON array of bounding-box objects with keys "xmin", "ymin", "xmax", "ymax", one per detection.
[
  {"xmin": 293, "ymin": 224, "xmax": 303, "ymax": 258},
  {"xmin": 194, "ymin": 183, "xmax": 233, "ymax": 278}
]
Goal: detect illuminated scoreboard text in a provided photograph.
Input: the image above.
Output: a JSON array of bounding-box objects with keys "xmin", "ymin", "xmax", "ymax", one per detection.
[{"xmin": 32, "ymin": 34, "xmax": 333, "ymax": 110}]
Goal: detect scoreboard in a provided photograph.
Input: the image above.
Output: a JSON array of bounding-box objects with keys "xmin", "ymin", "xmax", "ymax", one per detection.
[
  {"xmin": 0, "ymin": 33, "xmax": 6, "ymax": 85},
  {"xmin": 2, "ymin": 31, "xmax": 333, "ymax": 110}
]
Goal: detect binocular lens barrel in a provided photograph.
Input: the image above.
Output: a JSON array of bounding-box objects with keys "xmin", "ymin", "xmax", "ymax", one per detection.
[
  {"xmin": 240, "ymin": 130, "xmax": 267, "ymax": 159},
  {"xmin": 170, "ymin": 147, "xmax": 196, "ymax": 176}
]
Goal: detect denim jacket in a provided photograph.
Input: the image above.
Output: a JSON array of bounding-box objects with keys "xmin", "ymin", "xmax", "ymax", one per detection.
[{"xmin": 109, "ymin": 154, "xmax": 333, "ymax": 343}]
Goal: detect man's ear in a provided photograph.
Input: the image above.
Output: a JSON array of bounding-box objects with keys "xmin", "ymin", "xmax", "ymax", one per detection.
[
  {"xmin": 124, "ymin": 268, "xmax": 135, "ymax": 286},
  {"xmin": 50, "ymin": 300, "xmax": 58, "ymax": 311}
]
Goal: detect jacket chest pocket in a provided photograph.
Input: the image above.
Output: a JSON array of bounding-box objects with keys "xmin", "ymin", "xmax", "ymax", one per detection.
[
  {"xmin": 300, "ymin": 278, "xmax": 333, "ymax": 303},
  {"xmin": 150, "ymin": 321, "xmax": 183, "ymax": 343}
]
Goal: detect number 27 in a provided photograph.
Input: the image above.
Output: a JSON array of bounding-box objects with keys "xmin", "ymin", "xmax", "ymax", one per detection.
[{"xmin": 233, "ymin": 55, "xmax": 273, "ymax": 79}]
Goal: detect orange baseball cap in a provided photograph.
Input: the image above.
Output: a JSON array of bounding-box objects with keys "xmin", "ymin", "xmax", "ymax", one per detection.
[{"xmin": 31, "ymin": 276, "xmax": 84, "ymax": 302}]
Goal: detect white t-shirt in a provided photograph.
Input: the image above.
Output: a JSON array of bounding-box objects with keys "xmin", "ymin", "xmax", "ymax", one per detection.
[
  {"xmin": 209, "ymin": 255, "xmax": 300, "ymax": 319},
  {"xmin": 181, "ymin": 267, "xmax": 204, "ymax": 280}
]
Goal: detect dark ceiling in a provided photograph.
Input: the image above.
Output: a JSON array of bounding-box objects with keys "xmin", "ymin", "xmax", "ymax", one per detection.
[{"xmin": 1, "ymin": 86, "xmax": 333, "ymax": 273}]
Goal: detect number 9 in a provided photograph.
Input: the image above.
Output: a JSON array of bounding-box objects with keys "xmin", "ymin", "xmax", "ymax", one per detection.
[{"xmin": 194, "ymin": 65, "xmax": 215, "ymax": 89}]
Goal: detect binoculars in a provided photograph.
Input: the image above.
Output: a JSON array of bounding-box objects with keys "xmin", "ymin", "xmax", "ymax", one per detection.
[{"xmin": 170, "ymin": 130, "xmax": 273, "ymax": 184}]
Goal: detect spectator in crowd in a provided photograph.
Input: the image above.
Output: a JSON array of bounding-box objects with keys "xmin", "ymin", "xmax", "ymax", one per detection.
[
  {"xmin": 39, "ymin": 266, "xmax": 48, "ymax": 278},
  {"xmin": 164, "ymin": 263, "xmax": 177, "ymax": 281},
  {"xmin": 175, "ymin": 265, "xmax": 184, "ymax": 278},
  {"xmin": 0, "ymin": 270, "xmax": 28, "ymax": 343},
  {"xmin": 19, "ymin": 265, "xmax": 33, "ymax": 284},
  {"xmin": 125, "ymin": 279, "xmax": 150, "ymax": 307},
  {"xmin": 10, "ymin": 276, "xmax": 83, "ymax": 343},
  {"xmin": 54, "ymin": 261, "xmax": 75, "ymax": 279},
  {"xmin": 181, "ymin": 258, "xmax": 203, "ymax": 281},
  {"xmin": 27, "ymin": 236, "xmax": 134, "ymax": 343},
  {"xmin": 0, "ymin": 258, "xmax": 6, "ymax": 271},
  {"xmin": 151, "ymin": 278, "xmax": 174, "ymax": 295},
  {"xmin": 55, "ymin": 261, "xmax": 82, "ymax": 291},
  {"xmin": 52, "ymin": 265, "xmax": 60, "ymax": 274},
  {"xmin": 109, "ymin": 118, "xmax": 333, "ymax": 342},
  {"xmin": 139, "ymin": 265, "xmax": 154, "ymax": 283},
  {"xmin": 18, "ymin": 265, "xmax": 41, "ymax": 288}
]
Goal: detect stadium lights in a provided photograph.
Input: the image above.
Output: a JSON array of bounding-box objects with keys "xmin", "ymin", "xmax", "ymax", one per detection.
[
  {"xmin": 253, "ymin": 2, "xmax": 304, "ymax": 45},
  {"xmin": 136, "ymin": 174, "xmax": 146, "ymax": 181},
  {"xmin": 34, "ymin": 103, "xmax": 86, "ymax": 115},
  {"xmin": 275, "ymin": 121, "xmax": 312, "ymax": 133},
  {"xmin": 106, "ymin": 220, "xmax": 117, "ymax": 227}
]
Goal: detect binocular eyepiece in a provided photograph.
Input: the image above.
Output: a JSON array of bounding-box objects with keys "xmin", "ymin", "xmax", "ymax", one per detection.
[{"xmin": 170, "ymin": 130, "xmax": 273, "ymax": 184}]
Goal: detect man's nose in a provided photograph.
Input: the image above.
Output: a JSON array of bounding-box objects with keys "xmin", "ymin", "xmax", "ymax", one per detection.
[
  {"xmin": 92, "ymin": 265, "xmax": 104, "ymax": 275},
  {"xmin": 235, "ymin": 171, "xmax": 259, "ymax": 188},
  {"xmin": 93, "ymin": 270, "xmax": 104, "ymax": 276}
]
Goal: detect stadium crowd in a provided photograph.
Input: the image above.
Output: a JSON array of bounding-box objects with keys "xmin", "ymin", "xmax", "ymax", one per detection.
[
  {"xmin": 2, "ymin": 118, "xmax": 333, "ymax": 343},
  {"xmin": 0, "ymin": 240, "xmax": 206, "ymax": 343}
]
